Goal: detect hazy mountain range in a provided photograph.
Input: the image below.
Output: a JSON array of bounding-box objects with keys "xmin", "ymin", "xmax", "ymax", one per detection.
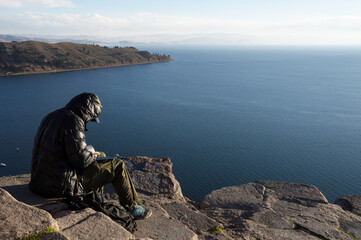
[{"xmin": 0, "ymin": 33, "xmax": 254, "ymax": 45}]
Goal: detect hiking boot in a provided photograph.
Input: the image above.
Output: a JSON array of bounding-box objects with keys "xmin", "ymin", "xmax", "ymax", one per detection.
[{"xmin": 129, "ymin": 205, "xmax": 152, "ymax": 220}]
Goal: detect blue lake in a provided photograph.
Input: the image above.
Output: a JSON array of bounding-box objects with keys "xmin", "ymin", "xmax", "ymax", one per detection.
[{"xmin": 1, "ymin": 45, "xmax": 361, "ymax": 202}]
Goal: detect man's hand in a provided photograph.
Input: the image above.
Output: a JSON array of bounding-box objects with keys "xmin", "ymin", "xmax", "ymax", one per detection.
[{"xmin": 95, "ymin": 151, "xmax": 106, "ymax": 158}]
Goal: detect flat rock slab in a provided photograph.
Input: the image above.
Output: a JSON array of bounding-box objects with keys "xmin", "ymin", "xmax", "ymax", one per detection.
[
  {"xmin": 53, "ymin": 208, "xmax": 134, "ymax": 240},
  {"xmin": 0, "ymin": 174, "xmax": 49, "ymax": 206},
  {"xmin": 0, "ymin": 188, "xmax": 60, "ymax": 239},
  {"xmin": 161, "ymin": 201, "xmax": 220, "ymax": 233},
  {"xmin": 0, "ymin": 174, "xmax": 30, "ymax": 186},
  {"xmin": 201, "ymin": 182, "xmax": 267, "ymax": 210},
  {"xmin": 133, "ymin": 199, "xmax": 198, "ymax": 240},
  {"xmin": 161, "ymin": 201, "xmax": 233, "ymax": 240},
  {"xmin": 255, "ymin": 180, "xmax": 328, "ymax": 204},
  {"xmin": 239, "ymin": 220, "xmax": 318, "ymax": 240}
]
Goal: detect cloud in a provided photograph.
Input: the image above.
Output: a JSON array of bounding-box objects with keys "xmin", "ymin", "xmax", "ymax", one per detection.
[
  {"xmin": 0, "ymin": 0, "xmax": 73, "ymax": 8},
  {"xmin": 0, "ymin": 0, "xmax": 22, "ymax": 7},
  {"xmin": 2, "ymin": 11, "xmax": 361, "ymax": 44},
  {"xmin": 277, "ymin": 16, "xmax": 361, "ymax": 31}
]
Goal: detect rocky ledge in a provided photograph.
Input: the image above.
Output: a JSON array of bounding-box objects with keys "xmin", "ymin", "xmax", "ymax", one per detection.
[{"xmin": 1, "ymin": 156, "xmax": 361, "ymax": 240}]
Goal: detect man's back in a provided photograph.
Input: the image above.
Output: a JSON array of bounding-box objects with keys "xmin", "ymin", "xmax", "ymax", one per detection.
[{"xmin": 30, "ymin": 93, "xmax": 101, "ymax": 197}]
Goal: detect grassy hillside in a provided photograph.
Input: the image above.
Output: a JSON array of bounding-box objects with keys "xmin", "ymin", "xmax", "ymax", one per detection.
[{"xmin": 0, "ymin": 41, "xmax": 172, "ymax": 76}]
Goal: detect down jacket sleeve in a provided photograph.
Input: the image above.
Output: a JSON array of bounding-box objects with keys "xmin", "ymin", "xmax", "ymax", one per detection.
[{"xmin": 64, "ymin": 128, "xmax": 95, "ymax": 169}]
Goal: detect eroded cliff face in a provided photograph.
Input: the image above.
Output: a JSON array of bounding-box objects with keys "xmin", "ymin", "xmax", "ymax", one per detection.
[
  {"xmin": 0, "ymin": 156, "xmax": 361, "ymax": 240},
  {"xmin": 0, "ymin": 41, "xmax": 172, "ymax": 76}
]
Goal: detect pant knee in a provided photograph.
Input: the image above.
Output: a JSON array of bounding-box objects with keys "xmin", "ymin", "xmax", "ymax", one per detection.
[{"xmin": 113, "ymin": 159, "xmax": 126, "ymax": 174}]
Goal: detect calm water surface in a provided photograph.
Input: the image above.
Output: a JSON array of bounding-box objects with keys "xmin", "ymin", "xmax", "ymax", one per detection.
[{"xmin": 1, "ymin": 45, "xmax": 361, "ymax": 202}]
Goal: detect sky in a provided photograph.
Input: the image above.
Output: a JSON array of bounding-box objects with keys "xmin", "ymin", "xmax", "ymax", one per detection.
[{"xmin": 1, "ymin": 0, "xmax": 361, "ymax": 45}]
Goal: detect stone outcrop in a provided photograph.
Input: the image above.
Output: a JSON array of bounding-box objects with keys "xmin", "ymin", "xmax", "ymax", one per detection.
[
  {"xmin": 123, "ymin": 156, "xmax": 185, "ymax": 202},
  {"xmin": 200, "ymin": 180, "xmax": 361, "ymax": 240},
  {"xmin": 0, "ymin": 188, "xmax": 61, "ymax": 239},
  {"xmin": 1, "ymin": 156, "xmax": 361, "ymax": 240},
  {"xmin": 335, "ymin": 195, "xmax": 361, "ymax": 216}
]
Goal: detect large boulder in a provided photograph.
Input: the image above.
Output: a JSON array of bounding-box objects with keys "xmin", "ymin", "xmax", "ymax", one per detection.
[
  {"xmin": 124, "ymin": 156, "xmax": 185, "ymax": 202},
  {"xmin": 0, "ymin": 188, "xmax": 61, "ymax": 240},
  {"xmin": 254, "ymin": 180, "xmax": 328, "ymax": 204},
  {"xmin": 104, "ymin": 156, "xmax": 185, "ymax": 203},
  {"xmin": 200, "ymin": 180, "xmax": 361, "ymax": 240},
  {"xmin": 200, "ymin": 182, "xmax": 266, "ymax": 210}
]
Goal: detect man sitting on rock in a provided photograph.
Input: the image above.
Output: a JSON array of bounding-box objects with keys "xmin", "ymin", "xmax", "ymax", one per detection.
[{"xmin": 29, "ymin": 92, "xmax": 152, "ymax": 220}]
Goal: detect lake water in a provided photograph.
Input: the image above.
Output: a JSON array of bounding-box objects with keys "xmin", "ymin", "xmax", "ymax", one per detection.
[{"xmin": 1, "ymin": 45, "xmax": 361, "ymax": 202}]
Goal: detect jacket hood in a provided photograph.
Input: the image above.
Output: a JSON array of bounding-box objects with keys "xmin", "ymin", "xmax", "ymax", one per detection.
[{"xmin": 65, "ymin": 93, "xmax": 102, "ymax": 124}]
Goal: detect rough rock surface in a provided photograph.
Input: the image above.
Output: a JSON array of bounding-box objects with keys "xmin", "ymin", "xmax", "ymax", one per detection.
[
  {"xmin": 335, "ymin": 195, "xmax": 361, "ymax": 216},
  {"xmin": 40, "ymin": 232, "xmax": 69, "ymax": 240},
  {"xmin": 0, "ymin": 188, "xmax": 60, "ymax": 240},
  {"xmin": 0, "ymin": 174, "xmax": 48, "ymax": 206},
  {"xmin": 131, "ymin": 199, "xmax": 198, "ymax": 240},
  {"xmin": 200, "ymin": 180, "xmax": 361, "ymax": 239},
  {"xmin": 160, "ymin": 200, "xmax": 233, "ymax": 240},
  {"xmin": 53, "ymin": 208, "xmax": 134, "ymax": 240},
  {"xmin": 0, "ymin": 156, "xmax": 192, "ymax": 240},
  {"xmin": 2, "ymin": 156, "xmax": 361, "ymax": 240},
  {"xmin": 123, "ymin": 156, "xmax": 185, "ymax": 202}
]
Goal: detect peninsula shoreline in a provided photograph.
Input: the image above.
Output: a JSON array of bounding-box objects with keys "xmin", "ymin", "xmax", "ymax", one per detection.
[
  {"xmin": 0, "ymin": 41, "xmax": 173, "ymax": 77},
  {"xmin": 0, "ymin": 59, "xmax": 173, "ymax": 77}
]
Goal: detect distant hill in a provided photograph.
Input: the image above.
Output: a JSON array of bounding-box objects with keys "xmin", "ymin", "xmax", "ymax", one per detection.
[
  {"xmin": 0, "ymin": 34, "xmax": 111, "ymax": 44},
  {"xmin": 0, "ymin": 35, "xmax": 32, "ymax": 43},
  {"xmin": 0, "ymin": 41, "xmax": 172, "ymax": 76}
]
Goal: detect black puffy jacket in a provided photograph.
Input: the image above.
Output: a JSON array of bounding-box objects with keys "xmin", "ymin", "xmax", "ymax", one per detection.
[{"xmin": 29, "ymin": 93, "xmax": 102, "ymax": 197}]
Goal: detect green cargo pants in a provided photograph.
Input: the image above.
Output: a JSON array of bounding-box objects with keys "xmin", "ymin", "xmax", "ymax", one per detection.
[{"xmin": 81, "ymin": 158, "xmax": 139, "ymax": 211}]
